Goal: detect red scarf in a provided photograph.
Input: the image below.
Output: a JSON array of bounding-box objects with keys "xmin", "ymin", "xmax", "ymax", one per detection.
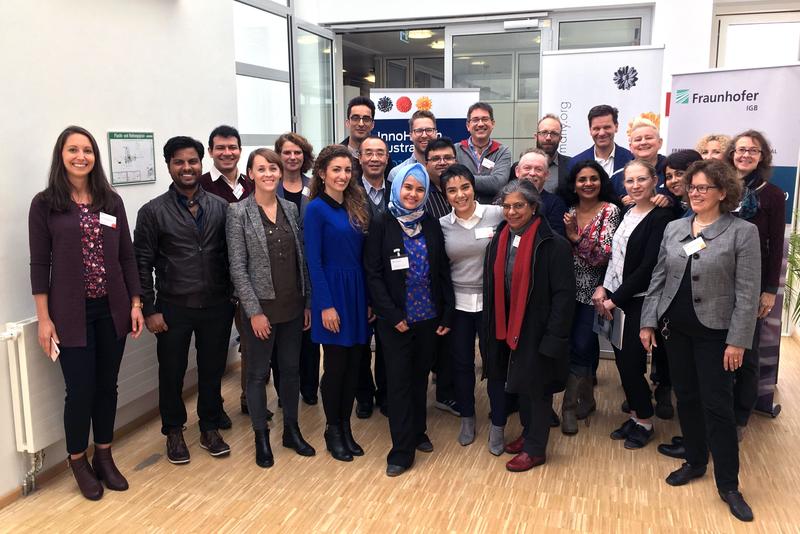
[{"xmin": 493, "ymin": 218, "xmax": 540, "ymax": 350}]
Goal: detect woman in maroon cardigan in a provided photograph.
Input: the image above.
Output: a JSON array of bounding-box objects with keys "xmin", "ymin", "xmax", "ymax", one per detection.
[{"xmin": 28, "ymin": 126, "xmax": 143, "ymax": 501}]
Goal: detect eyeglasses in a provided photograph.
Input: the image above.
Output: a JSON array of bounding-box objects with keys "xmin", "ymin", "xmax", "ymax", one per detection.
[
  {"xmin": 412, "ymin": 127, "xmax": 436, "ymax": 136},
  {"xmin": 735, "ymin": 147, "xmax": 761, "ymax": 156},
  {"xmin": 536, "ymin": 130, "xmax": 561, "ymax": 138},
  {"xmin": 686, "ymin": 184, "xmax": 720, "ymax": 194},
  {"xmin": 427, "ymin": 155, "xmax": 456, "ymax": 164},
  {"xmin": 349, "ymin": 115, "xmax": 373, "ymax": 125},
  {"xmin": 501, "ymin": 202, "xmax": 528, "ymax": 211},
  {"xmin": 362, "ymin": 150, "xmax": 386, "ymax": 159},
  {"xmin": 468, "ymin": 117, "xmax": 492, "ymax": 125}
]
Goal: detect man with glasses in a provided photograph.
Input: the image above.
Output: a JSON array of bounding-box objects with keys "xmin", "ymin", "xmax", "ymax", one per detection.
[
  {"xmin": 341, "ymin": 96, "xmax": 394, "ymax": 181},
  {"xmin": 421, "ymin": 137, "xmax": 455, "ymax": 219},
  {"xmin": 456, "ymin": 102, "xmax": 512, "ymax": 203},
  {"xmin": 509, "ymin": 114, "xmax": 572, "ymax": 193},
  {"xmin": 389, "ymin": 110, "xmax": 438, "ymax": 183}
]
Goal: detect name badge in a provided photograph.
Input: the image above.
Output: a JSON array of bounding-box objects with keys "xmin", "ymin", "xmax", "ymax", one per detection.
[
  {"xmin": 481, "ymin": 158, "xmax": 495, "ymax": 170},
  {"xmin": 301, "ymin": 186, "xmax": 311, "ymax": 197},
  {"xmin": 683, "ymin": 236, "xmax": 707, "ymax": 256},
  {"xmin": 99, "ymin": 212, "xmax": 117, "ymax": 229},
  {"xmin": 390, "ymin": 255, "xmax": 410, "ymax": 271},
  {"xmin": 512, "ymin": 235, "xmax": 521, "ymax": 248},
  {"xmin": 232, "ymin": 183, "xmax": 244, "ymax": 199},
  {"xmin": 475, "ymin": 227, "xmax": 494, "ymax": 239}
]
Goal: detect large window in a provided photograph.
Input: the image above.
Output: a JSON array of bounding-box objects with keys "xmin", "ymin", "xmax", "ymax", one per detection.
[
  {"xmin": 558, "ymin": 18, "xmax": 642, "ymax": 50},
  {"xmin": 715, "ymin": 11, "xmax": 800, "ymax": 68}
]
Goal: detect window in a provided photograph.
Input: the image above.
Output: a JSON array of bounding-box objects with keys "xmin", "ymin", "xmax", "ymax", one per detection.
[{"xmin": 558, "ymin": 18, "xmax": 642, "ymax": 50}]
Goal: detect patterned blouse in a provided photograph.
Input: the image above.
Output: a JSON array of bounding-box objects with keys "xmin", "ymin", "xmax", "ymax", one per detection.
[
  {"xmin": 77, "ymin": 203, "xmax": 107, "ymax": 298},
  {"xmin": 571, "ymin": 202, "xmax": 621, "ymax": 304},
  {"xmin": 402, "ymin": 233, "xmax": 437, "ymax": 324}
]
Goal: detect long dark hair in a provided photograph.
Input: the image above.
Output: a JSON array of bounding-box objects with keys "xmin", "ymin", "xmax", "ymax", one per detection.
[
  {"xmin": 41, "ymin": 126, "xmax": 115, "ymax": 212},
  {"xmin": 310, "ymin": 144, "xmax": 370, "ymax": 231},
  {"xmin": 558, "ymin": 160, "xmax": 621, "ymax": 208}
]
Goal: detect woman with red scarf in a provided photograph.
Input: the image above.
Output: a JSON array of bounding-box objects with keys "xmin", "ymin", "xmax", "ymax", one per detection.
[{"xmin": 483, "ymin": 179, "xmax": 575, "ymax": 472}]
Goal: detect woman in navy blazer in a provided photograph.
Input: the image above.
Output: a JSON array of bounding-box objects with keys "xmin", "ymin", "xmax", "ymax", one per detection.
[
  {"xmin": 363, "ymin": 163, "xmax": 454, "ymax": 477},
  {"xmin": 28, "ymin": 126, "xmax": 143, "ymax": 501},
  {"xmin": 640, "ymin": 159, "xmax": 760, "ymax": 522}
]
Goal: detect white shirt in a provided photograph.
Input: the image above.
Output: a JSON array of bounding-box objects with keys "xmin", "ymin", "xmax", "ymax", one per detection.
[
  {"xmin": 210, "ymin": 165, "xmax": 242, "ymax": 191},
  {"xmin": 603, "ymin": 208, "xmax": 651, "ymax": 295},
  {"xmin": 594, "ymin": 145, "xmax": 617, "ymax": 178}
]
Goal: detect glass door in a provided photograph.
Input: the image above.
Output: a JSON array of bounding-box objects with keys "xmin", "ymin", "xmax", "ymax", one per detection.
[{"xmin": 291, "ymin": 19, "xmax": 336, "ymax": 151}]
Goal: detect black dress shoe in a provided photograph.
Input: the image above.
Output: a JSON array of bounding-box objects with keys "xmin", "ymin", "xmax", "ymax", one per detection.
[
  {"xmin": 610, "ymin": 419, "xmax": 637, "ymax": 440},
  {"xmin": 549, "ymin": 408, "xmax": 560, "ymax": 428},
  {"xmin": 302, "ymin": 394, "xmax": 318, "ymax": 406},
  {"xmin": 671, "ymin": 435, "xmax": 684, "ymax": 446},
  {"xmin": 386, "ymin": 464, "xmax": 408, "ymax": 477},
  {"xmin": 219, "ymin": 409, "xmax": 232, "ymax": 430},
  {"xmin": 658, "ymin": 442, "xmax": 686, "ymax": 459},
  {"xmin": 283, "ymin": 421, "xmax": 316, "ymax": 456},
  {"xmin": 416, "ymin": 439, "xmax": 434, "ymax": 453},
  {"xmin": 719, "ymin": 490, "xmax": 754, "ymax": 522},
  {"xmin": 624, "ymin": 424, "xmax": 654, "ymax": 450},
  {"xmin": 666, "ymin": 462, "xmax": 706, "ymax": 486},
  {"xmin": 355, "ymin": 401, "xmax": 373, "ymax": 419}
]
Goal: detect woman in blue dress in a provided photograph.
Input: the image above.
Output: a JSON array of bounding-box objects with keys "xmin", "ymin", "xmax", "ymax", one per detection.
[{"xmin": 304, "ymin": 144, "xmax": 372, "ymax": 462}]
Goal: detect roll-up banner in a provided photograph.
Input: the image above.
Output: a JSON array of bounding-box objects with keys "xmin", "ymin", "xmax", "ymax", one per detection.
[
  {"xmin": 540, "ymin": 46, "xmax": 665, "ymax": 158},
  {"xmin": 370, "ymin": 88, "xmax": 480, "ymax": 168},
  {"xmin": 667, "ymin": 64, "xmax": 800, "ymax": 417}
]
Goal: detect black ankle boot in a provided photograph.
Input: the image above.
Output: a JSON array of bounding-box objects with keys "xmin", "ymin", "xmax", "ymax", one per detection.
[
  {"xmin": 283, "ymin": 420, "xmax": 316, "ymax": 456},
  {"xmin": 341, "ymin": 420, "xmax": 364, "ymax": 456},
  {"xmin": 254, "ymin": 428, "xmax": 274, "ymax": 468},
  {"xmin": 324, "ymin": 424, "xmax": 353, "ymax": 462}
]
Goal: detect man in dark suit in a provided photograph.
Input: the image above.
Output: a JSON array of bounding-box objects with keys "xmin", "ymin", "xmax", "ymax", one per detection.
[
  {"xmin": 568, "ymin": 105, "xmax": 633, "ymax": 191},
  {"xmin": 516, "ymin": 148, "xmax": 567, "ymax": 237}
]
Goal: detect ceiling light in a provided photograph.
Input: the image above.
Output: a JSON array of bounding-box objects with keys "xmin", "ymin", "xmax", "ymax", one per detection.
[
  {"xmin": 457, "ymin": 56, "xmax": 472, "ymax": 60},
  {"xmin": 408, "ymin": 29, "xmax": 434, "ymax": 39},
  {"xmin": 471, "ymin": 60, "xmax": 486, "ymax": 66},
  {"xmin": 429, "ymin": 40, "xmax": 445, "ymax": 50},
  {"xmin": 364, "ymin": 72, "xmax": 376, "ymax": 83},
  {"xmin": 297, "ymin": 34, "xmax": 317, "ymax": 45},
  {"xmin": 323, "ymin": 47, "xmax": 331, "ymax": 54}
]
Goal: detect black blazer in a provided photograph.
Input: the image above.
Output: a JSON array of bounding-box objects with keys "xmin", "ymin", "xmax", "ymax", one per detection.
[
  {"xmin": 363, "ymin": 211, "xmax": 455, "ymax": 328},
  {"xmin": 606, "ymin": 206, "xmax": 674, "ymax": 309}
]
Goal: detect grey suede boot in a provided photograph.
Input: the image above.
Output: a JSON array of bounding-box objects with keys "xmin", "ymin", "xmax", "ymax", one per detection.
[
  {"xmin": 458, "ymin": 416, "xmax": 476, "ymax": 446},
  {"xmin": 488, "ymin": 424, "xmax": 505, "ymax": 456},
  {"xmin": 576, "ymin": 375, "xmax": 597, "ymax": 420}
]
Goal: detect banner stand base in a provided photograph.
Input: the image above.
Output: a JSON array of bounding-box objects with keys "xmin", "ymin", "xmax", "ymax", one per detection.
[{"xmin": 755, "ymin": 403, "xmax": 782, "ymax": 419}]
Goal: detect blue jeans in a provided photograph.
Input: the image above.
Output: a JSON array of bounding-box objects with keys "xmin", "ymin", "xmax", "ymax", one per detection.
[{"xmin": 569, "ymin": 301, "xmax": 599, "ymax": 376}]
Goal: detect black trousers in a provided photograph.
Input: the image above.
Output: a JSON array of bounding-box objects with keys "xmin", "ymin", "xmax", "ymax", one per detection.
[
  {"xmin": 320, "ymin": 344, "xmax": 363, "ymax": 425},
  {"xmin": 664, "ymin": 318, "xmax": 739, "ymax": 492},
  {"xmin": 241, "ymin": 314, "xmax": 303, "ymax": 430},
  {"xmin": 59, "ymin": 297, "xmax": 126, "ymax": 454},
  {"xmin": 734, "ymin": 319, "xmax": 762, "ymax": 427},
  {"xmin": 519, "ymin": 390, "xmax": 554, "ymax": 457},
  {"xmin": 378, "ymin": 318, "xmax": 437, "ymax": 468},
  {"xmin": 271, "ymin": 328, "xmax": 319, "ymax": 402},
  {"xmin": 433, "ymin": 334, "xmax": 455, "ymax": 403},
  {"xmin": 156, "ymin": 300, "xmax": 234, "ymax": 434},
  {"xmin": 356, "ymin": 329, "xmax": 387, "ymax": 407},
  {"xmin": 612, "ymin": 297, "xmax": 655, "ymax": 419},
  {"xmin": 450, "ymin": 309, "xmax": 484, "ymax": 418}
]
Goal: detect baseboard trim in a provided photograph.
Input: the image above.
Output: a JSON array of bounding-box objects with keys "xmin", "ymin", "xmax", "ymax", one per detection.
[{"xmin": 0, "ymin": 361, "xmax": 242, "ymax": 510}]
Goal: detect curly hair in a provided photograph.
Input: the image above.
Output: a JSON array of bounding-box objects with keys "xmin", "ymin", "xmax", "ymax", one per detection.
[
  {"xmin": 726, "ymin": 129, "xmax": 773, "ymax": 179},
  {"xmin": 275, "ymin": 132, "xmax": 315, "ymax": 174},
  {"xmin": 685, "ymin": 159, "xmax": 743, "ymax": 213},
  {"xmin": 310, "ymin": 145, "xmax": 370, "ymax": 231},
  {"xmin": 695, "ymin": 134, "xmax": 731, "ymax": 157}
]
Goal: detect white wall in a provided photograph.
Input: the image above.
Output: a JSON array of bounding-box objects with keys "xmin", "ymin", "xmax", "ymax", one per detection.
[{"xmin": 0, "ymin": 0, "xmax": 237, "ymax": 497}]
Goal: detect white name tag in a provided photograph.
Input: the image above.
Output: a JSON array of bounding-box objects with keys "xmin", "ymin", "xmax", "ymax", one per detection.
[
  {"xmin": 99, "ymin": 212, "xmax": 117, "ymax": 229},
  {"xmin": 512, "ymin": 235, "xmax": 521, "ymax": 248},
  {"xmin": 683, "ymin": 236, "xmax": 707, "ymax": 256},
  {"xmin": 390, "ymin": 255, "xmax": 410, "ymax": 271},
  {"xmin": 301, "ymin": 186, "xmax": 311, "ymax": 197},
  {"xmin": 475, "ymin": 227, "xmax": 494, "ymax": 239},
  {"xmin": 232, "ymin": 183, "xmax": 244, "ymax": 199},
  {"xmin": 481, "ymin": 158, "xmax": 495, "ymax": 170}
]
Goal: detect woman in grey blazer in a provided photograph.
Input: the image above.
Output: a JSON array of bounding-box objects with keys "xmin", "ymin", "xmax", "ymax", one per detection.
[
  {"xmin": 227, "ymin": 148, "xmax": 314, "ymax": 468},
  {"xmin": 640, "ymin": 159, "xmax": 760, "ymax": 522}
]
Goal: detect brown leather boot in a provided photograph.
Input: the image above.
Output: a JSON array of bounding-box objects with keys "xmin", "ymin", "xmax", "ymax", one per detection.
[
  {"xmin": 92, "ymin": 446, "xmax": 129, "ymax": 491},
  {"xmin": 68, "ymin": 455, "xmax": 104, "ymax": 500}
]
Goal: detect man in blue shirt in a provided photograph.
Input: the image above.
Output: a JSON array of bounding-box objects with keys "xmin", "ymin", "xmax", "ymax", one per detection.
[{"xmin": 569, "ymin": 105, "xmax": 633, "ymax": 191}]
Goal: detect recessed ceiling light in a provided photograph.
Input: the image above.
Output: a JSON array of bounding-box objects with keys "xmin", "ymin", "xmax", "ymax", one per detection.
[
  {"xmin": 471, "ymin": 60, "xmax": 486, "ymax": 66},
  {"xmin": 364, "ymin": 72, "xmax": 376, "ymax": 83},
  {"xmin": 408, "ymin": 29, "xmax": 434, "ymax": 39},
  {"xmin": 323, "ymin": 47, "xmax": 331, "ymax": 54},
  {"xmin": 297, "ymin": 34, "xmax": 317, "ymax": 45},
  {"xmin": 429, "ymin": 40, "xmax": 445, "ymax": 50}
]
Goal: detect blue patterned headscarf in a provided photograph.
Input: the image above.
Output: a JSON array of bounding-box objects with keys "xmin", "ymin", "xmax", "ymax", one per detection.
[{"xmin": 388, "ymin": 163, "xmax": 430, "ymax": 235}]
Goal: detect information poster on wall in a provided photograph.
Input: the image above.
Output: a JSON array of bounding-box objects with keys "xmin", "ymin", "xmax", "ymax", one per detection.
[
  {"xmin": 108, "ymin": 131, "xmax": 156, "ymax": 186},
  {"xmin": 667, "ymin": 64, "xmax": 800, "ymax": 416},
  {"xmin": 370, "ymin": 88, "xmax": 480, "ymax": 167},
  {"xmin": 540, "ymin": 46, "xmax": 664, "ymax": 157}
]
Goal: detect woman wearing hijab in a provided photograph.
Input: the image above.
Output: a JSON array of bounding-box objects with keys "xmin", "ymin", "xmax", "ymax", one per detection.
[{"xmin": 364, "ymin": 163, "xmax": 455, "ymax": 477}]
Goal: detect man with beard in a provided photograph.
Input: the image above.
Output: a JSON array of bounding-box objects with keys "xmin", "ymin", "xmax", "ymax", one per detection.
[
  {"xmin": 389, "ymin": 110, "xmax": 437, "ymax": 183},
  {"xmin": 134, "ymin": 136, "xmax": 234, "ymax": 464},
  {"xmin": 456, "ymin": 102, "xmax": 512, "ymax": 204}
]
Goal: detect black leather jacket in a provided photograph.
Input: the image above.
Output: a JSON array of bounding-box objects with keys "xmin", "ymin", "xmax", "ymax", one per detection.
[{"xmin": 134, "ymin": 185, "xmax": 231, "ymax": 315}]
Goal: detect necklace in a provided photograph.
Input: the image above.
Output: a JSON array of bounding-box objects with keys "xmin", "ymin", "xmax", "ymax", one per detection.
[{"xmin": 693, "ymin": 217, "xmax": 718, "ymax": 228}]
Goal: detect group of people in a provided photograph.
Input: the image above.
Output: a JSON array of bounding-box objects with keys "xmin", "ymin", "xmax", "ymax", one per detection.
[{"xmin": 29, "ymin": 97, "xmax": 785, "ymax": 523}]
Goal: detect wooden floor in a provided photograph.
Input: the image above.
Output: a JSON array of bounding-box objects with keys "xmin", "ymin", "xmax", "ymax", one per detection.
[{"xmin": 2, "ymin": 341, "xmax": 799, "ymax": 533}]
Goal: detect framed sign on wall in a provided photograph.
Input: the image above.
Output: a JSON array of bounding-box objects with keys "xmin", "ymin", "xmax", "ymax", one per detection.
[{"xmin": 107, "ymin": 131, "xmax": 156, "ymax": 186}]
